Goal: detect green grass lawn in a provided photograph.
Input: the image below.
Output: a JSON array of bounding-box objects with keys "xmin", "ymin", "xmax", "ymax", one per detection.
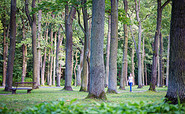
[{"xmin": 0, "ymin": 86, "xmax": 167, "ymax": 112}]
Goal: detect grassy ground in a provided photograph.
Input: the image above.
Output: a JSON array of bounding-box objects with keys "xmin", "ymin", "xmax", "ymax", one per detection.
[{"xmin": 0, "ymin": 85, "xmax": 167, "ymax": 112}]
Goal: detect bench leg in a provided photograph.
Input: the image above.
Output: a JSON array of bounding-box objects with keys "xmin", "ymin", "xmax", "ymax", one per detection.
[
  {"xmin": 27, "ymin": 89, "xmax": 32, "ymax": 93},
  {"xmin": 12, "ymin": 90, "xmax": 16, "ymax": 94}
]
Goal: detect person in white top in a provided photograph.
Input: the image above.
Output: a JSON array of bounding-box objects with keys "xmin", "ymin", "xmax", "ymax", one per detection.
[{"xmin": 128, "ymin": 73, "xmax": 134, "ymax": 92}]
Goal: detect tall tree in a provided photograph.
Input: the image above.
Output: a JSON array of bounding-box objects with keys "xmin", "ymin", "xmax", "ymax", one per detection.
[
  {"xmin": 135, "ymin": 0, "xmax": 142, "ymax": 88},
  {"xmin": 87, "ymin": 0, "xmax": 106, "ymax": 99},
  {"xmin": 166, "ymin": 35, "xmax": 170, "ymax": 86},
  {"xmin": 120, "ymin": 0, "xmax": 128, "ymax": 90},
  {"xmin": 105, "ymin": 15, "xmax": 111, "ymax": 88},
  {"xmin": 25, "ymin": 0, "xmax": 38, "ymax": 88},
  {"xmin": 64, "ymin": 2, "xmax": 76, "ymax": 91},
  {"xmin": 165, "ymin": 0, "xmax": 185, "ymax": 104},
  {"xmin": 37, "ymin": 0, "xmax": 42, "ymax": 86},
  {"xmin": 159, "ymin": 33, "xmax": 163, "ymax": 87},
  {"xmin": 107, "ymin": 0, "xmax": 118, "ymax": 93},
  {"xmin": 5, "ymin": 0, "xmax": 16, "ymax": 91},
  {"xmin": 149, "ymin": 0, "xmax": 170, "ymax": 91},
  {"xmin": 80, "ymin": 0, "xmax": 90, "ymax": 92}
]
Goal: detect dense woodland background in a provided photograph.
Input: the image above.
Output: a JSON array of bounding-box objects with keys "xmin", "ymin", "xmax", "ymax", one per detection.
[{"xmin": 0, "ymin": 0, "xmax": 171, "ymax": 89}]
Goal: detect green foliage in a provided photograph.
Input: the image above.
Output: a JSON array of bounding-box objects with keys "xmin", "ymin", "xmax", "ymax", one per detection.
[{"xmin": 1, "ymin": 99, "xmax": 185, "ymax": 114}]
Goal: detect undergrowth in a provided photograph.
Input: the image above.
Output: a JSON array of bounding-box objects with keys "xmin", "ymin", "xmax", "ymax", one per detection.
[{"xmin": 0, "ymin": 99, "xmax": 185, "ymax": 114}]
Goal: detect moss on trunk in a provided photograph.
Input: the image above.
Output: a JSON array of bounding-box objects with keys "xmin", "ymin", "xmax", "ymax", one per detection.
[{"xmin": 86, "ymin": 91, "xmax": 107, "ymax": 100}]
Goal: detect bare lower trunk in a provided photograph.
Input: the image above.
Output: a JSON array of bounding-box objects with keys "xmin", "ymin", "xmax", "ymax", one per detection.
[
  {"xmin": 41, "ymin": 27, "xmax": 48, "ymax": 86},
  {"xmin": 64, "ymin": 5, "xmax": 76, "ymax": 91},
  {"xmin": 21, "ymin": 44, "xmax": 27, "ymax": 82},
  {"xmin": 49, "ymin": 28, "xmax": 53, "ymax": 86},
  {"xmin": 159, "ymin": 33, "xmax": 163, "ymax": 87},
  {"xmin": 5, "ymin": 0, "xmax": 16, "ymax": 91},
  {"xmin": 131, "ymin": 45, "xmax": 135, "ymax": 85},
  {"xmin": 166, "ymin": 35, "xmax": 170, "ymax": 86},
  {"xmin": 53, "ymin": 32, "xmax": 57, "ymax": 86},
  {"xmin": 120, "ymin": 0, "xmax": 128, "ymax": 90},
  {"xmin": 73, "ymin": 51, "xmax": 78, "ymax": 86},
  {"xmin": 105, "ymin": 15, "xmax": 111, "ymax": 88},
  {"xmin": 141, "ymin": 37, "xmax": 145, "ymax": 86},
  {"xmin": 87, "ymin": 0, "xmax": 106, "ymax": 99},
  {"xmin": 165, "ymin": 0, "xmax": 185, "ymax": 104},
  {"xmin": 107, "ymin": 0, "xmax": 118, "ymax": 93},
  {"xmin": 47, "ymin": 52, "xmax": 50, "ymax": 85},
  {"xmin": 77, "ymin": 48, "xmax": 83, "ymax": 86},
  {"xmin": 2, "ymin": 25, "xmax": 8, "ymax": 87},
  {"xmin": 145, "ymin": 62, "xmax": 147, "ymax": 85}
]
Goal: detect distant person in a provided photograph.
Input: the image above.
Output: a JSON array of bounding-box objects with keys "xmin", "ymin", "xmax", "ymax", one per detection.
[{"xmin": 128, "ymin": 73, "xmax": 134, "ymax": 92}]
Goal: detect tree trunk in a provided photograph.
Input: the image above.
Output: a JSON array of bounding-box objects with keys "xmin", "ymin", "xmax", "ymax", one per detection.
[
  {"xmin": 41, "ymin": 25, "xmax": 48, "ymax": 86},
  {"xmin": 56, "ymin": 25, "xmax": 63, "ymax": 87},
  {"xmin": 105, "ymin": 15, "xmax": 111, "ymax": 88},
  {"xmin": 2, "ymin": 24, "xmax": 8, "ymax": 87},
  {"xmin": 25, "ymin": 0, "xmax": 38, "ymax": 88},
  {"xmin": 131, "ymin": 44, "xmax": 135, "ymax": 85},
  {"xmin": 64, "ymin": 4, "xmax": 76, "ymax": 91},
  {"xmin": 159, "ymin": 33, "xmax": 163, "ymax": 87},
  {"xmin": 49, "ymin": 27, "xmax": 53, "ymax": 86},
  {"xmin": 141, "ymin": 36, "xmax": 145, "ymax": 86},
  {"xmin": 47, "ymin": 51, "xmax": 50, "ymax": 85},
  {"xmin": 5, "ymin": 0, "xmax": 16, "ymax": 91},
  {"xmin": 120, "ymin": 0, "xmax": 128, "ymax": 90},
  {"xmin": 149, "ymin": 0, "xmax": 170, "ymax": 91},
  {"xmin": 53, "ymin": 32, "xmax": 57, "ymax": 86},
  {"xmin": 21, "ymin": 19, "xmax": 27, "ymax": 82},
  {"xmin": 165, "ymin": 0, "xmax": 185, "ymax": 104},
  {"xmin": 135, "ymin": 0, "xmax": 142, "ymax": 88},
  {"xmin": 166, "ymin": 35, "xmax": 170, "ymax": 87},
  {"xmin": 74, "ymin": 51, "xmax": 78, "ymax": 86},
  {"xmin": 77, "ymin": 48, "xmax": 83, "ymax": 86},
  {"xmin": 87, "ymin": 0, "xmax": 106, "ymax": 99},
  {"xmin": 80, "ymin": 0, "xmax": 90, "ymax": 92},
  {"xmin": 145, "ymin": 62, "xmax": 147, "ymax": 85},
  {"xmin": 107, "ymin": 0, "xmax": 118, "ymax": 94},
  {"xmin": 37, "ymin": 0, "xmax": 42, "ymax": 86}
]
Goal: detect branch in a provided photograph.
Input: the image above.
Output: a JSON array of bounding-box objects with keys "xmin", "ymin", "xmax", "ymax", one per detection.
[
  {"xmin": 25, "ymin": 0, "xmax": 32, "ymax": 26},
  {"xmin": 77, "ymin": 9, "xmax": 85, "ymax": 34},
  {"xmin": 161, "ymin": 0, "xmax": 171, "ymax": 10}
]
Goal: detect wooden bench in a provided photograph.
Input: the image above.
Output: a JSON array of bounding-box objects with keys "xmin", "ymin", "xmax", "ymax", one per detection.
[{"xmin": 11, "ymin": 82, "xmax": 36, "ymax": 94}]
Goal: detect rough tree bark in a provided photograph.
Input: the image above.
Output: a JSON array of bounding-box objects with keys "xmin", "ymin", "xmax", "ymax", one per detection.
[
  {"xmin": 159, "ymin": 33, "xmax": 163, "ymax": 87},
  {"xmin": 5, "ymin": 0, "xmax": 16, "ymax": 91},
  {"xmin": 165, "ymin": 0, "xmax": 185, "ymax": 104},
  {"xmin": 107, "ymin": 0, "xmax": 118, "ymax": 93},
  {"xmin": 64, "ymin": 3, "xmax": 76, "ymax": 91},
  {"xmin": 87, "ymin": 0, "xmax": 106, "ymax": 99}
]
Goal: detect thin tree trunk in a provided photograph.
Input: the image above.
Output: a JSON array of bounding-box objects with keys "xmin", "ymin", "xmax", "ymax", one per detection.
[
  {"xmin": 53, "ymin": 32, "xmax": 57, "ymax": 85},
  {"xmin": 159, "ymin": 32, "xmax": 163, "ymax": 87},
  {"xmin": 135, "ymin": 0, "xmax": 142, "ymax": 88},
  {"xmin": 2, "ymin": 24, "xmax": 8, "ymax": 87},
  {"xmin": 37, "ymin": 0, "xmax": 42, "ymax": 85},
  {"xmin": 21, "ymin": 19, "xmax": 27, "ymax": 82},
  {"xmin": 166, "ymin": 35, "xmax": 170, "ymax": 86},
  {"xmin": 47, "ymin": 51, "xmax": 50, "ymax": 85},
  {"xmin": 49, "ymin": 27, "xmax": 53, "ymax": 86},
  {"xmin": 87, "ymin": 0, "xmax": 106, "ymax": 99},
  {"xmin": 77, "ymin": 48, "xmax": 83, "ymax": 86},
  {"xmin": 105, "ymin": 15, "xmax": 111, "ymax": 88},
  {"xmin": 131, "ymin": 44, "xmax": 135, "ymax": 85},
  {"xmin": 108, "ymin": 0, "xmax": 118, "ymax": 93},
  {"xmin": 142, "ymin": 36, "xmax": 145, "ymax": 86},
  {"xmin": 41, "ymin": 25, "xmax": 48, "ymax": 86},
  {"xmin": 120, "ymin": 0, "xmax": 128, "ymax": 90},
  {"xmin": 145, "ymin": 62, "xmax": 147, "ymax": 85},
  {"xmin": 5, "ymin": 0, "xmax": 16, "ymax": 91},
  {"xmin": 74, "ymin": 51, "xmax": 78, "ymax": 86},
  {"xmin": 80, "ymin": 0, "xmax": 90, "ymax": 92}
]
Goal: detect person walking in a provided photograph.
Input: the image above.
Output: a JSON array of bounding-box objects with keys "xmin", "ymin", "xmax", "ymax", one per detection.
[{"xmin": 128, "ymin": 73, "xmax": 134, "ymax": 92}]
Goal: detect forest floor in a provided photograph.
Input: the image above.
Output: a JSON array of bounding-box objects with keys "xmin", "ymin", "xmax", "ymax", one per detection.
[{"xmin": 0, "ymin": 86, "xmax": 167, "ymax": 112}]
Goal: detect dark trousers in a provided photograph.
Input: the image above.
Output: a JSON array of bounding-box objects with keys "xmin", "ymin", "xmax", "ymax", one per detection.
[{"xmin": 129, "ymin": 82, "xmax": 133, "ymax": 92}]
